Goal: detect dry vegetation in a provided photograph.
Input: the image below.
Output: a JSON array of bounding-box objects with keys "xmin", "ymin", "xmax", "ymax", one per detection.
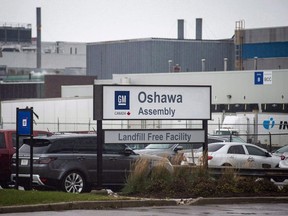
[{"xmin": 122, "ymin": 158, "xmax": 288, "ymax": 198}]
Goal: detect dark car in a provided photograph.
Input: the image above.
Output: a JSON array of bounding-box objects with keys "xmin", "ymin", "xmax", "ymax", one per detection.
[{"xmin": 11, "ymin": 134, "xmax": 172, "ymax": 193}]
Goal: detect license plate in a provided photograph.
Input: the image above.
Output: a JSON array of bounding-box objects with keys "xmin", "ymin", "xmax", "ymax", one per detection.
[{"xmin": 21, "ymin": 159, "xmax": 29, "ymax": 166}]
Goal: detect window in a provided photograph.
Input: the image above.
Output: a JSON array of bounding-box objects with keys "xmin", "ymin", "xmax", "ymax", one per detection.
[
  {"xmin": 246, "ymin": 145, "xmax": 267, "ymax": 156},
  {"xmin": 227, "ymin": 145, "xmax": 245, "ymax": 154},
  {"xmin": 74, "ymin": 138, "xmax": 97, "ymax": 153},
  {"xmin": 21, "ymin": 139, "xmax": 51, "ymax": 154},
  {"xmin": 145, "ymin": 144, "xmax": 174, "ymax": 149},
  {"xmin": 48, "ymin": 139, "xmax": 74, "ymax": 153},
  {"xmin": 103, "ymin": 144, "xmax": 126, "ymax": 154}
]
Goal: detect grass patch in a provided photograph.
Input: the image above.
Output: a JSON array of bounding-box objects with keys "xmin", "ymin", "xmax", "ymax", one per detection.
[{"xmin": 0, "ymin": 189, "xmax": 119, "ymax": 207}]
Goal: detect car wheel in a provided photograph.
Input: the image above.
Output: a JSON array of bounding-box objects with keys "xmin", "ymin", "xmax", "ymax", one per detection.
[
  {"xmin": 222, "ymin": 163, "xmax": 232, "ymax": 167},
  {"xmin": 0, "ymin": 182, "xmax": 10, "ymax": 189},
  {"xmin": 61, "ymin": 171, "xmax": 87, "ymax": 193}
]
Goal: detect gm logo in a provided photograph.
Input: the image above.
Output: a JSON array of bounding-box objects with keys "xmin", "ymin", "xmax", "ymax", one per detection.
[{"xmin": 115, "ymin": 91, "xmax": 130, "ymax": 110}]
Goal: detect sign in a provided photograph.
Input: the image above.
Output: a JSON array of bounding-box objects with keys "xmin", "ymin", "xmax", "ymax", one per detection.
[
  {"xmin": 254, "ymin": 71, "xmax": 272, "ymax": 85},
  {"xmin": 95, "ymin": 85, "xmax": 211, "ymax": 120},
  {"xmin": 105, "ymin": 130, "xmax": 205, "ymax": 144},
  {"xmin": 16, "ymin": 109, "xmax": 33, "ymax": 136}
]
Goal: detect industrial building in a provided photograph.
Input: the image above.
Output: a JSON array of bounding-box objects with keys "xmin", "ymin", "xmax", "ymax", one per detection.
[
  {"xmin": 87, "ymin": 19, "xmax": 288, "ymax": 79},
  {"xmin": 0, "ymin": 22, "xmax": 86, "ymax": 78}
]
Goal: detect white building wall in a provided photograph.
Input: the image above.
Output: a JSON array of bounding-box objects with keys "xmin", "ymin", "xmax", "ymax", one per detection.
[
  {"xmin": 112, "ymin": 69, "xmax": 288, "ymax": 106},
  {"xmin": 0, "ymin": 41, "xmax": 86, "ymax": 70},
  {"xmin": 0, "ymin": 52, "xmax": 86, "ymax": 69}
]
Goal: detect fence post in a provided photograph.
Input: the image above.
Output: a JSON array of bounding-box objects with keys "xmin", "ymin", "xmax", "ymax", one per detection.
[
  {"xmin": 269, "ymin": 132, "xmax": 272, "ymax": 152},
  {"xmin": 57, "ymin": 117, "xmax": 60, "ymax": 132}
]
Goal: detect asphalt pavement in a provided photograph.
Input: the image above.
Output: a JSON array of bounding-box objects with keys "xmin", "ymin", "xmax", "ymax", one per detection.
[{"xmin": 1, "ymin": 196, "xmax": 288, "ymax": 214}]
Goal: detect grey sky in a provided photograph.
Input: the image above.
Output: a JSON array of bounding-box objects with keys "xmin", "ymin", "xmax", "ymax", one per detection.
[{"xmin": 1, "ymin": 0, "xmax": 288, "ymax": 42}]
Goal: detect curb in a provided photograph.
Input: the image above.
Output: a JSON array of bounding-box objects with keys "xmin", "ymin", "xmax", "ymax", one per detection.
[
  {"xmin": 1, "ymin": 197, "xmax": 288, "ymax": 214},
  {"xmin": 0, "ymin": 199, "xmax": 177, "ymax": 214},
  {"xmin": 186, "ymin": 196, "xmax": 288, "ymax": 205}
]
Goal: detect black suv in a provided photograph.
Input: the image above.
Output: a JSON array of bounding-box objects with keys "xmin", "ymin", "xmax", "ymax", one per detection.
[{"xmin": 11, "ymin": 134, "xmax": 172, "ymax": 193}]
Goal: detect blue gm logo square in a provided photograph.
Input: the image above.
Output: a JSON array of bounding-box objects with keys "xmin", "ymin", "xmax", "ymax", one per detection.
[
  {"xmin": 254, "ymin": 72, "xmax": 263, "ymax": 85},
  {"xmin": 115, "ymin": 91, "xmax": 130, "ymax": 110}
]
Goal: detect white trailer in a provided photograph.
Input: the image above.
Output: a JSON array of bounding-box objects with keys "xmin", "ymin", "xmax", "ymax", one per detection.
[
  {"xmin": 256, "ymin": 113, "xmax": 288, "ymax": 147},
  {"xmin": 211, "ymin": 112, "xmax": 288, "ymax": 147},
  {"xmin": 0, "ymin": 97, "xmax": 135, "ymax": 132},
  {"xmin": 1, "ymin": 97, "xmax": 96, "ymax": 132},
  {"xmin": 1, "ymin": 98, "xmax": 287, "ymax": 147}
]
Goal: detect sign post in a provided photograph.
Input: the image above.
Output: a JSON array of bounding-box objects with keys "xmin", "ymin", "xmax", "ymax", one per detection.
[{"xmin": 16, "ymin": 108, "xmax": 34, "ymax": 190}]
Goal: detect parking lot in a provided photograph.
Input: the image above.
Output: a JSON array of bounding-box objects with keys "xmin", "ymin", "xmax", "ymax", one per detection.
[{"xmin": 1, "ymin": 203, "xmax": 288, "ymax": 216}]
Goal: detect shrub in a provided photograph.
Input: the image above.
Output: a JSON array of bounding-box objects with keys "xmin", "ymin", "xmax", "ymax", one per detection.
[
  {"xmin": 123, "ymin": 163, "xmax": 286, "ymax": 198},
  {"xmin": 122, "ymin": 158, "xmax": 151, "ymax": 195},
  {"xmin": 235, "ymin": 177, "xmax": 257, "ymax": 194},
  {"xmin": 254, "ymin": 178, "xmax": 279, "ymax": 194},
  {"xmin": 145, "ymin": 165, "xmax": 173, "ymax": 195}
]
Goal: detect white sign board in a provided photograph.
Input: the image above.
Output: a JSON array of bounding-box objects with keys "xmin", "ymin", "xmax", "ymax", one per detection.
[
  {"xmin": 105, "ymin": 130, "xmax": 205, "ymax": 144},
  {"xmin": 100, "ymin": 85, "xmax": 211, "ymax": 120}
]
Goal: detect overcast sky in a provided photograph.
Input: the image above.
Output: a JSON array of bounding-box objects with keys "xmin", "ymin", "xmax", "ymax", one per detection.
[{"xmin": 1, "ymin": 0, "xmax": 288, "ymax": 43}]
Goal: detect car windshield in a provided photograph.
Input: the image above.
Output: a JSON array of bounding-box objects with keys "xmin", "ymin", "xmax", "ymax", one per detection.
[
  {"xmin": 20, "ymin": 139, "xmax": 51, "ymax": 154},
  {"xmin": 274, "ymin": 145, "xmax": 288, "ymax": 154},
  {"xmin": 231, "ymin": 137, "xmax": 245, "ymax": 142},
  {"xmin": 145, "ymin": 144, "xmax": 174, "ymax": 149}
]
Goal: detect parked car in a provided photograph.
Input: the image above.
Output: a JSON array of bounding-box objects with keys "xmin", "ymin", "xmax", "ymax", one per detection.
[
  {"xmin": 208, "ymin": 135, "xmax": 246, "ymax": 143},
  {"xmin": 272, "ymin": 145, "xmax": 288, "ymax": 160},
  {"xmin": 135, "ymin": 143, "xmax": 191, "ymax": 164},
  {"xmin": 0, "ymin": 129, "xmax": 51, "ymax": 188},
  {"xmin": 134, "ymin": 135, "xmax": 245, "ymax": 164},
  {"xmin": 11, "ymin": 133, "xmax": 173, "ymax": 193},
  {"xmin": 181, "ymin": 142, "xmax": 281, "ymax": 169},
  {"xmin": 279, "ymin": 158, "xmax": 288, "ymax": 168}
]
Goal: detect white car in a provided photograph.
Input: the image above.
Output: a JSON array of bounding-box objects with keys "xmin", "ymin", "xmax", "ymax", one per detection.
[
  {"xmin": 181, "ymin": 142, "xmax": 281, "ymax": 169},
  {"xmin": 273, "ymin": 145, "xmax": 288, "ymax": 160},
  {"xmin": 279, "ymin": 159, "xmax": 288, "ymax": 168}
]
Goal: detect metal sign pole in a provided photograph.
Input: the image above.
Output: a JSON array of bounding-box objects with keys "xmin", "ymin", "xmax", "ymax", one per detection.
[
  {"xmin": 96, "ymin": 120, "xmax": 103, "ymax": 188},
  {"xmin": 15, "ymin": 108, "xmax": 20, "ymax": 190},
  {"xmin": 29, "ymin": 108, "xmax": 34, "ymax": 190},
  {"xmin": 203, "ymin": 120, "xmax": 208, "ymax": 169},
  {"xmin": 16, "ymin": 107, "xmax": 33, "ymax": 190}
]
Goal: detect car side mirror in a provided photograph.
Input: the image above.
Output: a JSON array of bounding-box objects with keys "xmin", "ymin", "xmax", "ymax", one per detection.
[
  {"xmin": 265, "ymin": 152, "xmax": 272, "ymax": 157},
  {"xmin": 174, "ymin": 145, "xmax": 183, "ymax": 152},
  {"xmin": 124, "ymin": 147, "xmax": 133, "ymax": 156}
]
